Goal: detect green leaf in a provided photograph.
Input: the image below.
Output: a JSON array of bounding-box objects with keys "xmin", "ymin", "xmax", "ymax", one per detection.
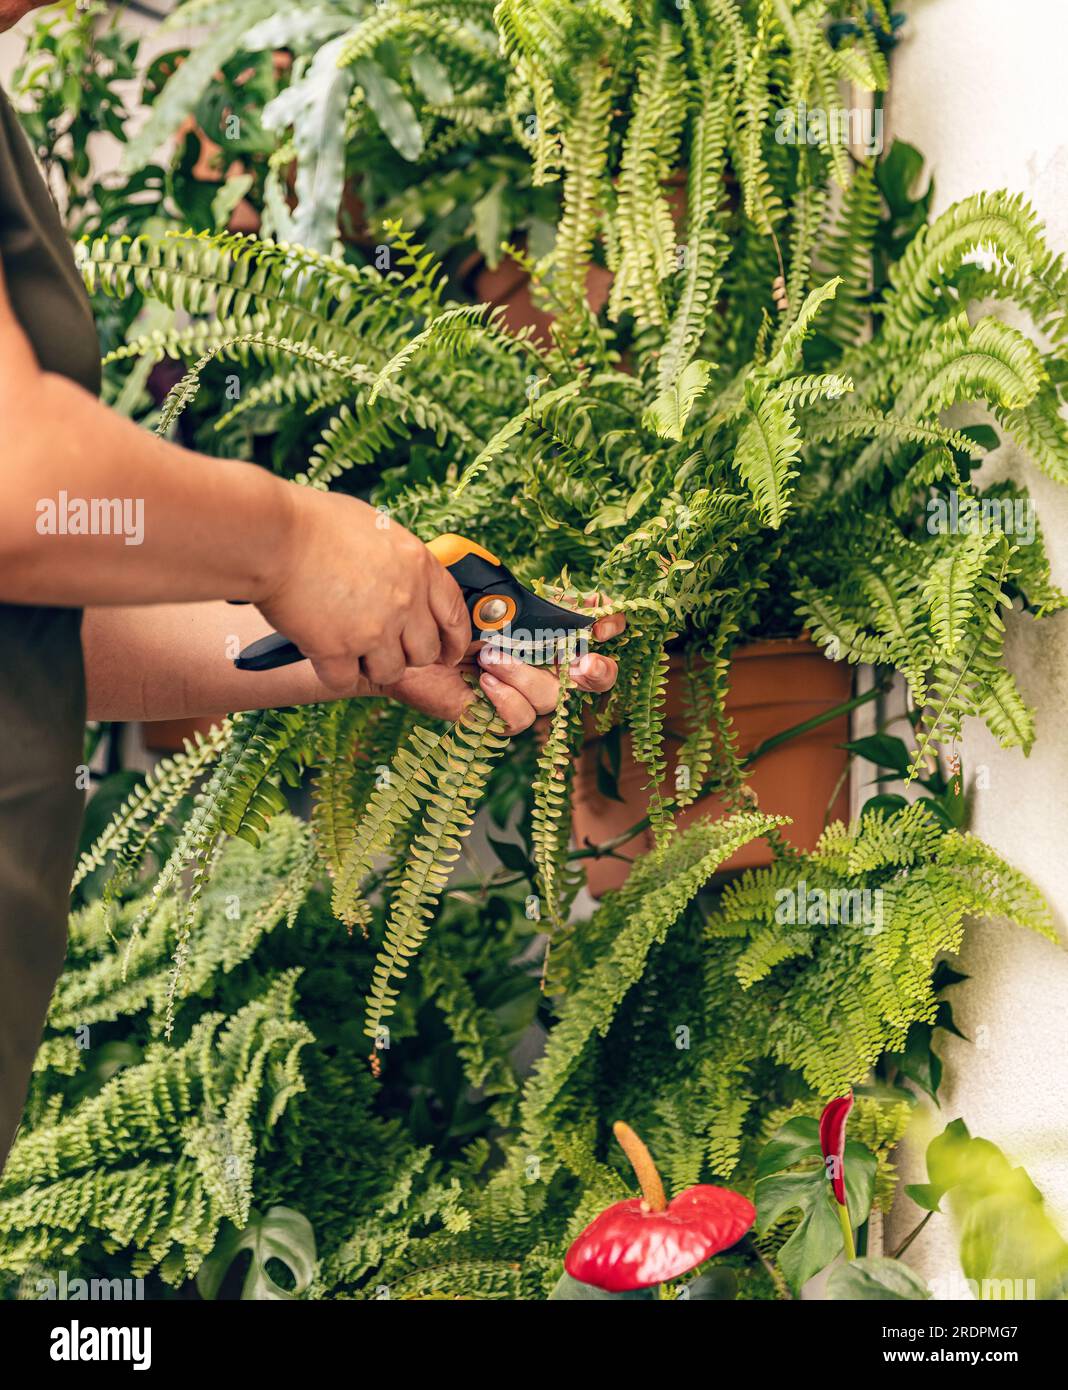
[
  {"xmin": 262, "ymin": 35, "xmax": 356, "ymax": 252},
  {"xmin": 826, "ymin": 1256, "xmax": 931, "ymax": 1301},
  {"xmin": 885, "ymin": 1020, "xmax": 943, "ymax": 1102},
  {"xmin": 547, "ymin": 1272, "xmax": 652, "ymax": 1300},
  {"xmin": 196, "ymin": 1207, "xmax": 317, "ymax": 1301},
  {"xmin": 210, "ymin": 173, "xmax": 254, "ymax": 233},
  {"xmin": 842, "ymin": 734, "xmax": 912, "ymax": 777},
  {"xmin": 409, "ymin": 50, "xmax": 454, "ymax": 105},
  {"xmin": 473, "ymin": 179, "xmax": 507, "ymax": 266},
  {"xmin": 860, "ymin": 793, "xmax": 909, "ymax": 820},
  {"xmin": 642, "ymin": 360, "xmax": 714, "ymax": 441},
  {"xmin": 755, "ymin": 1120, "xmax": 876, "ymax": 1294},
  {"xmin": 755, "ymin": 1115, "xmax": 821, "ymax": 1179},
  {"xmin": 487, "ymin": 835, "xmax": 533, "ymax": 875},
  {"xmin": 907, "ymin": 1119, "xmax": 1068, "ymax": 1297},
  {"xmin": 733, "ymin": 389, "xmax": 802, "ymax": 527},
  {"xmin": 353, "ymin": 58, "xmax": 423, "ymax": 163},
  {"xmin": 683, "ymin": 1267, "xmax": 739, "ymax": 1300},
  {"xmin": 121, "ymin": 11, "xmax": 271, "ymax": 173},
  {"xmin": 764, "ymin": 277, "xmax": 841, "ymax": 378}
]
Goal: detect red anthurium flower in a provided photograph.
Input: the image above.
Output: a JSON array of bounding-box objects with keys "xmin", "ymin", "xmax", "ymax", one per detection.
[
  {"xmin": 819, "ymin": 1091, "xmax": 857, "ymax": 1262},
  {"xmin": 818, "ymin": 1092, "xmax": 854, "ymax": 1205},
  {"xmin": 564, "ymin": 1122, "xmax": 756, "ymax": 1292}
]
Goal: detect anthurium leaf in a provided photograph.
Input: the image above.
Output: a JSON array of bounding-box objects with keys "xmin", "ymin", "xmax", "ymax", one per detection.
[
  {"xmin": 196, "ymin": 1207, "xmax": 317, "ymax": 1301},
  {"xmin": 841, "ymin": 733, "xmax": 912, "ymax": 776},
  {"xmin": 548, "ymin": 1272, "xmax": 652, "ymax": 1300},
  {"xmin": 757, "ymin": 1172, "xmax": 841, "ymax": 1293},
  {"xmin": 934, "ymin": 997, "xmax": 967, "ymax": 1042},
  {"xmin": 957, "ymin": 423, "xmax": 1000, "ymax": 454},
  {"xmin": 683, "ymin": 1267, "xmax": 738, "ymax": 1300},
  {"xmin": 908, "ymin": 1119, "xmax": 1068, "ymax": 1297},
  {"xmin": 932, "ymin": 961, "xmax": 969, "ymax": 991},
  {"xmin": 875, "ymin": 139, "xmax": 929, "ymax": 220},
  {"xmin": 642, "ymin": 360, "xmax": 714, "ymax": 441},
  {"xmin": 861, "ymin": 793, "xmax": 909, "ymax": 820},
  {"xmin": 487, "ymin": 835, "xmax": 533, "ymax": 875},
  {"xmin": 755, "ymin": 1115, "xmax": 820, "ymax": 1178},
  {"xmin": 826, "ymin": 1256, "xmax": 931, "ymax": 1301},
  {"xmin": 885, "ymin": 1019, "xmax": 943, "ymax": 1101},
  {"xmin": 904, "ymin": 1182, "xmax": 944, "ymax": 1213},
  {"xmin": 755, "ymin": 1137, "xmax": 876, "ymax": 1294}
]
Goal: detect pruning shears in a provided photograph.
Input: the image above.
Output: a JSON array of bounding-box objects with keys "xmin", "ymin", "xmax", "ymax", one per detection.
[{"xmin": 233, "ymin": 532, "xmax": 594, "ymax": 672}]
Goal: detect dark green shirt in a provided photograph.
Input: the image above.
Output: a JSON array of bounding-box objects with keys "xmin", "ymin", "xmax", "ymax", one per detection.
[{"xmin": 0, "ymin": 85, "xmax": 100, "ymax": 1165}]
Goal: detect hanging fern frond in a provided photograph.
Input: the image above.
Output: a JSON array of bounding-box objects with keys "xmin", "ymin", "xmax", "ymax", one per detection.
[{"xmin": 363, "ymin": 698, "xmax": 510, "ymax": 1045}]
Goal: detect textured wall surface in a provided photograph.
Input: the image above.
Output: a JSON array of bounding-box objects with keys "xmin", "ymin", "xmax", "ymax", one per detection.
[{"xmin": 882, "ymin": 0, "xmax": 1068, "ymax": 1294}]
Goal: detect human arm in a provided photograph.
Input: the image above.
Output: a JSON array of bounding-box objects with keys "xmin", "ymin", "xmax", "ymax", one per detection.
[
  {"xmin": 82, "ymin": 602, "xmax": 625, "ymax": 733},
  {"xmin": 0, "ymin": 256, "xmax": 469, "ymax": 689}
]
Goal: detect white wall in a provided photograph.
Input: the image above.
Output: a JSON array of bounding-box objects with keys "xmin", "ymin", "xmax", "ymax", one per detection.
[{"xmin": 883, "ymin": 0, "xmax": 1068, "ymax": 1292}]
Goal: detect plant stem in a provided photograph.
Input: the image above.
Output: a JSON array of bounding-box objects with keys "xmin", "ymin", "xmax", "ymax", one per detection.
[
  {"xmin": 890, "ymin": 1210, "xmax": 933, "ymax": 1261},
  {"xmin": 837, "ymin": 1200, "xmax": 856, "ymax": 1262}
]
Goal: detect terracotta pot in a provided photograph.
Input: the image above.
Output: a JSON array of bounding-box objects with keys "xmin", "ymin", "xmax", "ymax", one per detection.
[
  {"xmin": 464, "ymin": 252, "xmax": 613, "ymax": 344},
  {"xmin": 141, "ymin": 716, "xmax": 221, "ymax": 755},
  {"xmin": 572, "ymin": 639, "xmax": 853, "ymax": 896}
]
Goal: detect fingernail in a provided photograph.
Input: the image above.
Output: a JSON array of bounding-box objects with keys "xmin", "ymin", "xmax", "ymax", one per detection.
[
  {"xmin": 480, "ymin": 671, "xmax": 502, "ymax": 691},
  {"xmin": 479, "ymin": 644, "xmax": 504, "ymax": 667},
  {"xmin": 573, "ymin": 654, "xmax": 607, "ymax": 680}
]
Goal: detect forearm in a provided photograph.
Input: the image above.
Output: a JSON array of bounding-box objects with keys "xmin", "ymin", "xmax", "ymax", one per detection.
[
  {"xmin": 0, "ymin": 370, "xmax": 294, "ymax": 608},
  {"xmin": 82, "ymin": 601, "xmax": 368, "ymax": 721}
]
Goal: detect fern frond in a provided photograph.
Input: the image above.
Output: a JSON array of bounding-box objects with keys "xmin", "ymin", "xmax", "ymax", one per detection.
[{"xmin": 364, "ymin": 699, "xmax": 509, "ymax": 1044}]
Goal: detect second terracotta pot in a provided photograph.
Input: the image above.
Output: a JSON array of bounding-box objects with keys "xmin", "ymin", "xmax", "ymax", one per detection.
[{"xmin": 571, "ymin": 638, "xmax": 853, "ymax": 896}]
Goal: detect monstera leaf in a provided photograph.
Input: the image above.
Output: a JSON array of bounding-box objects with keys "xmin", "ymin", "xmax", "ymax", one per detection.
[{"xmin": 197, "ymin": 1207, "xmax": 317, "ymax": 1301}]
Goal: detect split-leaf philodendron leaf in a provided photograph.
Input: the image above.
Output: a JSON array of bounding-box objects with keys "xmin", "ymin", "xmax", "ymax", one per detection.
[{"xmin": 196, "ymin": 1206, "xmax": 317, "ymax": 1301}]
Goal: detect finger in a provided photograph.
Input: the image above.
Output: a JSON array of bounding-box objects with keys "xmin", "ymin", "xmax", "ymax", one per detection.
[
  {"xmin": 570, "ymin": 652, "xmax": 619, "ymax": 693},
  {"xmin": 592, "ymin": 612, "xmax": 626, "ymax": 641},
  {"xmin": 478, "ymin": 646, "xmax": 559, "ymax": 715},
  {"xmin": 313, "ymin": 654, "xmax": 365, "ymax": 693},
  {"xmin": 427, "ymin": 561, "xmax": 471, "ymax": 667},
  {"xmin": 385, "ymin": 665, "xmax": 475, "ymax": 721},
  {"xmin": 361, "ymin": 640, "xmax": 407, "ymax": 688},
  {"xmin": 400, "ymin": 609, "xmax": 442, "ymax": 669},
  {"xmin": 479, "ymin": 671, "xmax": 538, "ymax": 734}
]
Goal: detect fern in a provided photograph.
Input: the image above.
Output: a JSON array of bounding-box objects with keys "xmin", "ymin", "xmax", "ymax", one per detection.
[{"xmin": 363, "ymin": 698, "xmax": 510, "ymax": 1045}]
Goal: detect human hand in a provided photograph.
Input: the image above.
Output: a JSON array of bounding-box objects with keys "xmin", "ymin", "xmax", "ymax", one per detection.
[
  {"xmin": 371, "ymin": 611, "xmax": 627, "ymax": 733},
  {"xmin": 255, "ymin": 491, "xmax": 470, "ymax": 691}
]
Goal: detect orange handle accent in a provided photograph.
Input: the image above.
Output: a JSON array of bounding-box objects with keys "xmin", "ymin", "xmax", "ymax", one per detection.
[
  {"xmin": 426, "ymin": 532, "xmax": 501, "ymax": 568},
  {"xmin": 471, "ymin": 593, "xmax": 517, "ymax": 631}
]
